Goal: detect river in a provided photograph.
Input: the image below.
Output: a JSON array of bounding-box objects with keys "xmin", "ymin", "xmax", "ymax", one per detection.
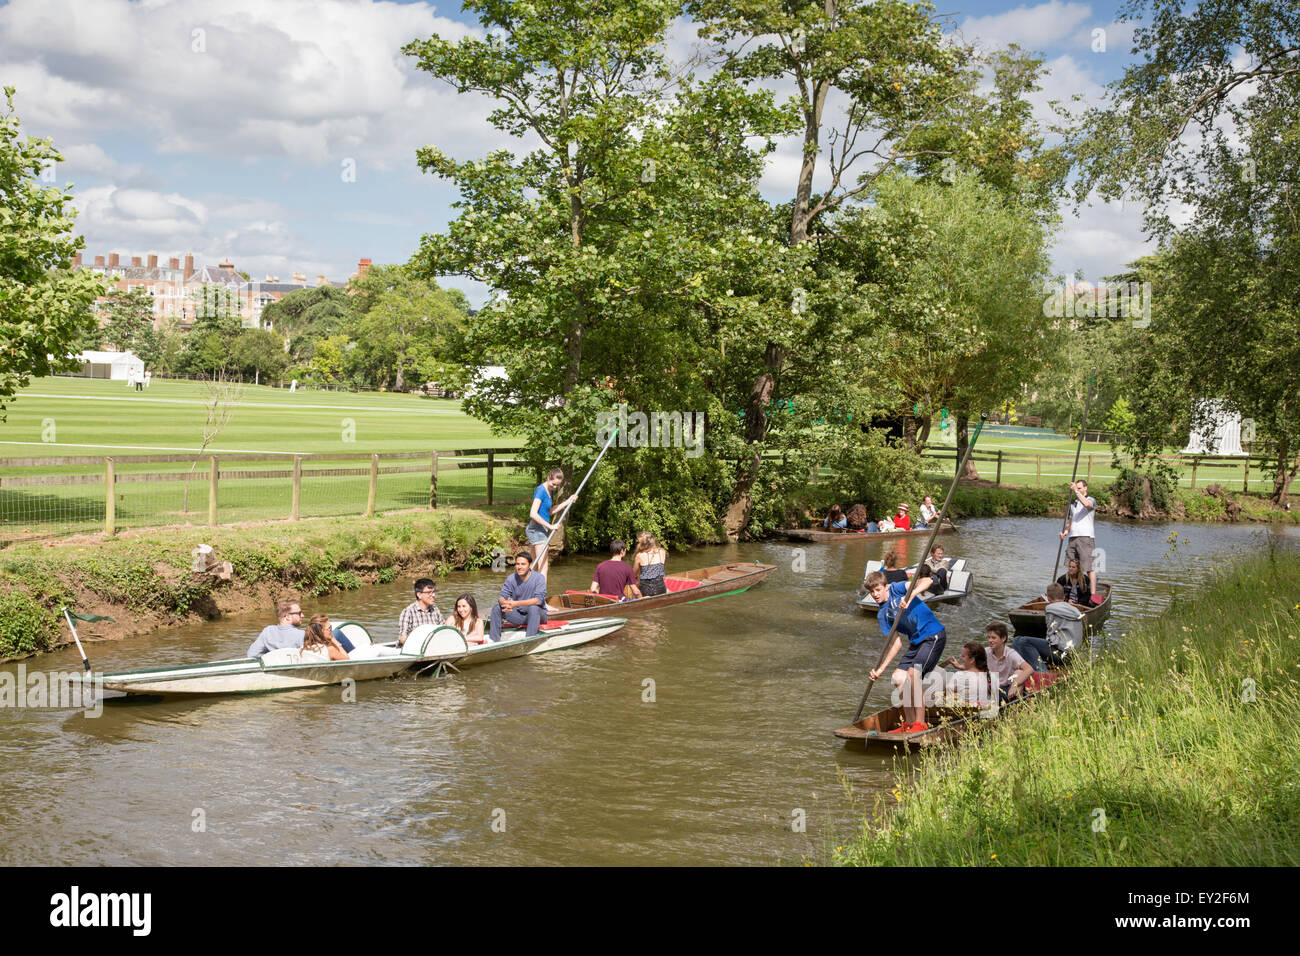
[{"xmin": 1, "ymin": 518, "xmax": 1296, "ymax": 865}]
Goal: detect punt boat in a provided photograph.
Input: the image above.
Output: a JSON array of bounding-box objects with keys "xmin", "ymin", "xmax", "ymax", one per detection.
[
  {"xmin": 834, "ymin": 671, "xmax": 1061, "ymax": 751},
  {"xmin": 546, "ymin": 562, "xmax": 775, "ymax": 619},
  {"xmin": 387, "ymin": 617, "xmax": 629, "ymax": 667},
  {"xmin": 856, "ymin": 558, "xmax": 972, "ymax": 612},
  {"xmin": 1007, "ymin": 582, "xmax": 1112, "ymax": 636},
  {"xmin": 778, "ymin": 523, "xmax": 956, "ymax": 544}
]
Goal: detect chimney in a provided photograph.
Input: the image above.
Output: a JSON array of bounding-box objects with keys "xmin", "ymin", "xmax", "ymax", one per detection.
[
  {"xmin": 358, "ymin": 258, "xmax": 372, "ymax": 276},
  {"xmin": 94, "ymin": 255, "xmax": 105, "ymax": 267},
  {"xmin": 184, "ymin": 254, "xmax": 194, "ymax": 276},
  {"xmin": 219, "ymin": 258, "xmax": 235, "ymax": 274},
  {"xmin": 265, "ymin": 274, "xmax": 279, "ymax": 283},
  {"xmin": 73, "ymin": 253, "xmax": 82, "ymax": 268},
  {"xmin": 147, "ymin": 254, "xmax": 158, "ymax": 269},
  {"xmin": 131, "ymin": 255, "xmax": 142, "ymax": 267},
  {"xmin": 316, "ymin": 274, "xmax": 328, "ymax": 287},
  {"xmin": 291, "ymin": 272, "xmax": 306, "ymax": 283},
  {"xmin": 108, "ymin": 253, "xmax": 120, "ymax": 267},
  {"xmin": 169, "ymin": 257, "xmax": 180, "ymax": 271}
]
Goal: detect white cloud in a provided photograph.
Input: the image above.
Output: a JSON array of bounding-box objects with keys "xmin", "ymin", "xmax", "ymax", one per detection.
[{"xmin": 959, "ymin": 1, "xmax": 1093, "ymax": 51}]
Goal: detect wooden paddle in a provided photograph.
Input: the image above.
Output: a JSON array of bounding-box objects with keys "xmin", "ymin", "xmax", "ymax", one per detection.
[
  {"xmin": 1050, "ymin": 366, "xmax": 1097, "ymax": 587},
  {"xmin": 537, "ymin": 427, "xmax": 619, "ymax": 572},
  {"xmin": 849, "ymin": 413, "xmax": 987, "ymax": 723}
]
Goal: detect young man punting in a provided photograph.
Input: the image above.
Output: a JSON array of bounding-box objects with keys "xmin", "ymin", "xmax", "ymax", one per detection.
[
  {"xmin": 489, "ymin": 551, "xmax": 549, "ymax": 642},
  {"xmin": 1059, "ymin": 479, "xmax": 1101, "ymax": 602},
  {"xmin": 866, "ymin": 569, "xmax": 945, "ymax": 733}
]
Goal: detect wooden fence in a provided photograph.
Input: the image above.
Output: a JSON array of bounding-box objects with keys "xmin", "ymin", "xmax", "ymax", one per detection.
[{"xmin": 918, "ymin": 448, "xmax": 1276, "ymax": 490}]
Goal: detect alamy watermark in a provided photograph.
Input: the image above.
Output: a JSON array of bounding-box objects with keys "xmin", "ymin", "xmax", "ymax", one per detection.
[
  {"xmin": 596, "ymin": 403, "xmax": 704, "ymax": 458},
  {"xmin": 1, "ymin": 665, "xmax": 103, "ymax": 717},
  {"xmin": 1042, "ymin": 280, "xmax": 1152, "ymax": 327}
]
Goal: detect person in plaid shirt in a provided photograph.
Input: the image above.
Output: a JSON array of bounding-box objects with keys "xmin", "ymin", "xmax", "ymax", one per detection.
[{"xmin": 397, "ymin": 578, "xmax": 445, "ymax": 648}]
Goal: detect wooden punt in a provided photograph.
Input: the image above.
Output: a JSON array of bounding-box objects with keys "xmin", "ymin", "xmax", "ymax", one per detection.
[
  {"xmin": 1008, "ymin": 582, "xmax": 1112, "ymax": 636},
  {"xmin": 373, "ymin": 617, "xmax": 629, "ymax": 668},
  {"xmin": 835, "ymin": 671, "xmax": 1061, "ymax": 751},
  {"xmin": 546, "ymin": 562, "xmax": 774, "ymax": 620},
  {"xmin": 778, "ymin": 523, "xmax": 956, "ymax": 544},
  {"xmin": 856, "ymin": 559, "xmax": 972, "ymax": 612}
]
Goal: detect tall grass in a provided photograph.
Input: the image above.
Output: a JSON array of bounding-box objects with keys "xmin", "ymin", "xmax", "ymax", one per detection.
[{"xmin": 836, "ymin": 550, "xmax": 1300, "ymax": 866}]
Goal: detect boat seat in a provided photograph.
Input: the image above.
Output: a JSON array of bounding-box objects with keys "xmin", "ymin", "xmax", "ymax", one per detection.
[
  {"xmin": 333, "ymin": 621, "xmax": 372, "ymax": 649},
  {"xmin": 663, "ymin": 578, "xmax": 701, "ymax": 592},
  {"xmin": 948, "ymin": 570, "xmax": 970, "ymax": 595},
  {"xmin": 562, "ymin": 589, "xmax": 620, "ymax": 604},
  {"xmin": 401, "ymin": 624, "xmax": 468, "ymax": 657},
  {"xmin": 503, "ymin": 620, "xmax": 570, "ymax": 630},
  {"xmin": 259, "ymin": 647, "xmax": 302, "ymax": 666},
  {"xmin": 1024, "ymin": 671, "xmax": 1060, "ymax": 692}
]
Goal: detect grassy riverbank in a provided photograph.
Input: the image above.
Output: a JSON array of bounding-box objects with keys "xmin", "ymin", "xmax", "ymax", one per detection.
[
  {"xmin": 834, "ymin": 551, "xmax": 1300, "ymax": 866},
  {"xmin": 0, "ymin": 509, "xmax": 511, "ymax": 660}
]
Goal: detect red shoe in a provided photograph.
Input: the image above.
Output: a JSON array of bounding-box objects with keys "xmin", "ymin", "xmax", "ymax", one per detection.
[
  {"xmin": 886, "ymin": 723, "xmax": 912, "ymax": 734},
  {"xmin": 907, "ymin": 721, "xmax": 931, "ymax": 732}
]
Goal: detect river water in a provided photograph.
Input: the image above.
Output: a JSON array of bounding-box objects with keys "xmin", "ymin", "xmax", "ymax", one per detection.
[{"xmin": 2, "ymin": 519, "xmax": 1296, "ymax": 865}]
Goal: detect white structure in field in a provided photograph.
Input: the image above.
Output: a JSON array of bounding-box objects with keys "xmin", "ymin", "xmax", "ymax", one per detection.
[
  {"xmin": 73, "ymin": 350, "xmax": 145, "ymax": 381},
  {"xmin": 1182, "ymin": 400, "xmax": 1245, "ymax": 456}
]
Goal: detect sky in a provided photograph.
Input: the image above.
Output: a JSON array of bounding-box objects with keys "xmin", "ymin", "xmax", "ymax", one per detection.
[{"xmin": 3, "ymin": 0, "xmax": 1150, "ymax": 305}]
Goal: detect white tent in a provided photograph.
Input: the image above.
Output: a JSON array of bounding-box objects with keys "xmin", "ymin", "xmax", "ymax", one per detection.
[
  {"xmin": 73, "ymin": 350, "xmax": 146, "ymax": 381},
  {"xmin": 1182, "ymin": 399, "xmax": 1246, "ymax": 456}
]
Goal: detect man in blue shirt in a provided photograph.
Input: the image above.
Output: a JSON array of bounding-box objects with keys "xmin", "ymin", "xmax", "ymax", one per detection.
[
  {"xmin": 488, "ymin": 551, "xmax": 550, "ymax": 642},
  {"xmin": 247, "ymin": 599, "xmax": 305, "ymax": 657},
  {"xmin": 865, "ymin": 570, "xmax": 946, "ymax": 732}
]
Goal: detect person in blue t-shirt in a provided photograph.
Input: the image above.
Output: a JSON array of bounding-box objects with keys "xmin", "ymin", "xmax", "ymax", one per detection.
[
  {"xmin": 865, "ymin": 569, "xmax": 946, "ymax": 733},
  {"xmin": 527, "ymin": 468, "xmax": 577, "ymax": 573}
]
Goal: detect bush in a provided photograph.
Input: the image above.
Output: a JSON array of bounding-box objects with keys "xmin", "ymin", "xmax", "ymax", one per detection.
[
  {"xmin": 1109, "ymin": 466, "xmax": 1177, "ymax": 515},
  {"xmin": 825, "ymin": 432, "xmax": 925, "ymax": 520},
  {"xmin": 0, "ymin": 588, "xmax": 60, "ymax": 657}
]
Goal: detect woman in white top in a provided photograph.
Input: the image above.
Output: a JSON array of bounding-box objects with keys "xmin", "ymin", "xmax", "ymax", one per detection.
[
  {"xmin": 948, "ymin": 642, "xmax": 993, "ymax": 706},
  {"xmin": 919, "ymin": 495, "xmax": 938, "ymax": 528},
  {"xmin": 985, "ymin": 622, "xmax": 1032, "ymax": 702},
  {"xmin": 451, "ymin": 593, "xmax": 488, "ymax": 646},
  {"xmin": 301, "ymin": 615, "xmax": 349, "ymax": 662}
]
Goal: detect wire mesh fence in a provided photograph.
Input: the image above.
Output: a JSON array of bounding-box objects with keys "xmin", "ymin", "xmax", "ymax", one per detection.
[{"xmin": 0, "ymin": 449, "xmax": 531, "ymax": 547}]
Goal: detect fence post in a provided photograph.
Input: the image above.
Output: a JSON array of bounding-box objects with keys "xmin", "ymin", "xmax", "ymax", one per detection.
[
  {"xmin": 366, "ymin": 454, "xmax": 379, "ymax": 517},
  {"xmin": 1190, "ymin": 456, "xmax": 1199, "ymax": 490},
  {"xmin": 208, "ymin": 456, "xmax": 219, "ymax": 527},
  {"xmin": 429, "ymin": 451, "xmax": 439, "ymax": 509},
  {"xmin": 487, "ymin": 451, "xmax": 494, "ymax": 505},
  {"xmin": 104, "ymin": 457, "xmax": 116, "ymax": 536},
  {"xmin": 1243, "ymin": 455, "xmax": 1250, "ymax": 493},
  {"xmin": 291, "ymin": 455, "xmax": 302, "ymax": 520},
  {"xmin": 995, "ymin": 449, "xmax": 1003, "ymax": 486},
  {"xmin": 1035, "ymin": 455, "xmax": 1041, "ymax": 485}
]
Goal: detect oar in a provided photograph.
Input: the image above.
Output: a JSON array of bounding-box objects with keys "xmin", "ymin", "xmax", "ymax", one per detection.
[
  {"xmin": 1049, "ymin": 366, "xmax": 1097, "ymax": 586},
  {"xmin": 849, "ymin": 413, "xmax": 986, "ymax": 723},
  {"xmin": 62, "ymin": 607, "xmax": 93, "ymax": 673},
  {"xmin": 539, "ymin": 427, "xmax": 620, "ymax": 565}
]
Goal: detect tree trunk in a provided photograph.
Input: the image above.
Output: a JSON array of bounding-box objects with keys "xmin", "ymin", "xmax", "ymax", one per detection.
[
  {"xmin": 955, "ymin": 412, "xmax": 980, "ymax": 480},
  {"xmin": 1271, "ymin": 435, "xmax": 1299, "ymax": 505},
  {"xmin": 902, "ymin": 413, "xmax": 919, "ymax": 450},
  {"xmin": 723, "ymin": 371, "xmax": 775, "ymax": 538},
  {"xmin": 916, "ymin": 417, "xmax": 933, "ymax": 447}
]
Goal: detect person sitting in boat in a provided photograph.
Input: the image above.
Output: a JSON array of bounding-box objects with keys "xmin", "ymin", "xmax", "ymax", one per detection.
[
  {"xmin": 947, "ymin": 642, "xmax": 992, "ymax": 706},
  {"xmin": 488, "ymin": 552, "xmax": 549, "ymax": 642},
  {"xmin": 919, "ymin": 496, "xmax": 939, "ymax": 528},
  {"xmin": 917, "ymin": 561, "xmax": 948, "ymax": 595},
  {"xmin": 397, "ymin": 578, "xmax": 445, "ymax": 649},
  {"xmin": 247, "ymin": 599, "xmax": 305, "ymax": 658},
  {"xmin": 866, "ymin": 570, "xmax": 947, "ymax": 733},
  {"xmin": 877, "ymin": 515, "xmax": 895, "ymax": 533},
  {"xmin": 892, "ymin": 503, "xmax": 912, "ymax": 530},
  {"xmin": 985, "ymin": 622, "xmax": 1032, "ymax": 703},
  {"xmin": 591, "ymin": 539, "xmax": 640, "ymax": 600},
  {"xmin": 300, "ymin": 615, "xmax": 349, "ymax": 662},
  {"xmin": 881, "ymin": 550, "xmax": 909, "ymax": 584},
  {"xmin": 451, "ymin": 594, "xmax": 488, "ymax": 646},
  {"xmin": 823, "ymin": 504, "xmax": 848, "ymax": 529},
  {"xmin": 1014, "ymin": 584, "xmax": 1084, "ymax": 671},
  {"xmin": 1053, "ymin": 558, "xmax": 1092, "ymax": 606},
  {"xmin": 846, "ymin": 503, "xmax": 868, "ymax": 530},
  {"xmin": 928, "ymin": 544, "xmax": 949, "ymax": 569},
  {"xmin": 632, "ymin": 532, "xmax": 668, "ymax": 598}
]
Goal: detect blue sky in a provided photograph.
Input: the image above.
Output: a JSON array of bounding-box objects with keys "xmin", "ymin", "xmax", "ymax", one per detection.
[{"xmin": 4, "ymin": 0, "xmax": 1147, "ymax": 304}]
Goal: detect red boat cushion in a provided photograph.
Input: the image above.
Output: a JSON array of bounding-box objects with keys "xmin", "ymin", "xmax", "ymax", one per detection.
[
  {"xmin": 664, "ymin": 578, "xmax": 702, "ymax": 592},
  {"xmin": 503, "ymin": 620, "xmax": 570, "ymax": 630},
  {"xmin": 1024, "ymin": 672, "xmax": 1060, "ymax": 692}
]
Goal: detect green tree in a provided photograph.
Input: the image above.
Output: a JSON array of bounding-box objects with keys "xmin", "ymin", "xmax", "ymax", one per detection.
[
  {"xmin": 101, "ymin": 287, "xmax": 155, "ymax": 353},
  {"xmin": 231, "ymin": 328, "xmax": 290, "ymax": 384},
  {"xmin": 0, "ymin": 87, "xmax": 103, "ymax": 417}
]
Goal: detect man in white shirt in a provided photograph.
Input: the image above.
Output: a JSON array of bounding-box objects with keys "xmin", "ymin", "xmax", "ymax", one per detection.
[{"xmin": 1059, "ymin": 479, "xmax": 1099, "ymax": 601}]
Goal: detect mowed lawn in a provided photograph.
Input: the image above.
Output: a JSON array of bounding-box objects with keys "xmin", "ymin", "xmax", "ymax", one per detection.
[{"xmin": 0, "ymin": 376, "xmax": 516, "ymax": 465}]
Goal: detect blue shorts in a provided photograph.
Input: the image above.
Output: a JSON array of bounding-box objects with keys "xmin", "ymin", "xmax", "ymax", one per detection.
[{"xmin": 897, "ymin": 631, "xmax": 946, "ymax": 675}]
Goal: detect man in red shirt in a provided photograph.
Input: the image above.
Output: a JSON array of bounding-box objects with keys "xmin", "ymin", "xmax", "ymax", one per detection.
[
  {"xmin": 591, "ymin": 539, "xmax": 640, "ymax": 599},
  {"xmin": 893, "ymin": 503, "xmax": 912, "ymax": 530}
]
